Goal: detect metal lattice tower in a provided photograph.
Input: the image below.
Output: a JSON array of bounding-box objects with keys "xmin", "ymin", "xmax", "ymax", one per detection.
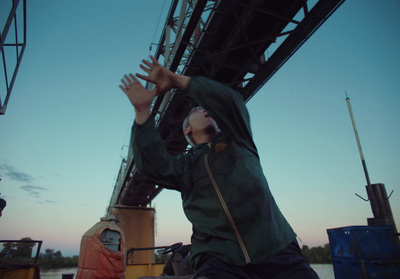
[{"xmin": 0, "ymin": 0, "xmax": 27, "ymax": 115}]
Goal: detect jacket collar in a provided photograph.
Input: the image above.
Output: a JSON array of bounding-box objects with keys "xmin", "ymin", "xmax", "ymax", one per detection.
[{"xmin": 191, "ymin": 132, "xmax": 223, "ymax": 152}]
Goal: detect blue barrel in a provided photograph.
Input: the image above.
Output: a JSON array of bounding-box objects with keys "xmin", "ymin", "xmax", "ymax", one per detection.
[{"xmin": 327, "ymin": 225, "xmax": 400, "ymax": 279}]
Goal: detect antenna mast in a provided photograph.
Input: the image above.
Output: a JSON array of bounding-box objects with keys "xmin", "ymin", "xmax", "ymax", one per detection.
[
  {"xmin": 345, "ymin": 92, "xmax": 399, "ymax": 236},
  {"xmin": 345, "ymin": 91, "xmax": 371, "ymax": 186}
]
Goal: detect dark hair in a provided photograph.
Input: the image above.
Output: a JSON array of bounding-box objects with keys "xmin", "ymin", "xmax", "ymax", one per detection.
[{"xmin": 0, "ymin": 198, "xmax": 6, "ymax": 209}]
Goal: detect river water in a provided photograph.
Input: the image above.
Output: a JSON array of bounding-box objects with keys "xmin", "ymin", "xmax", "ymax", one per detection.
[{"xmin": 41, "ymin": 264, "xmax": 335, "ymax": 278}]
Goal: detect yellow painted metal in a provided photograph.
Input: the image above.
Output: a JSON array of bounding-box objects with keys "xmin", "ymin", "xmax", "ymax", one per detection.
[
  {"xmin": 0, "ymin": 266, "xmax": 39, "ymax": 279},
  {"xmin": 109, "ymin": 206, "xmax": 156, "ymax": 264},
  {"xmin": 124, "ymin": 263, "xmax": 164, "ymax": 278}
]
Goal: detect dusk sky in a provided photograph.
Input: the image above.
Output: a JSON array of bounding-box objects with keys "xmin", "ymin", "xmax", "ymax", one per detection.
[{"xmin": 1, "ymin": 0, "xmax": 399, "ymax": 257}]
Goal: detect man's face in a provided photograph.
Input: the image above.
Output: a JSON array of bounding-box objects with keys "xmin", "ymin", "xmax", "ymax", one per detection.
[{"xmin": 187, "ymin": 108, "xmax": 218, "ymax": 133}]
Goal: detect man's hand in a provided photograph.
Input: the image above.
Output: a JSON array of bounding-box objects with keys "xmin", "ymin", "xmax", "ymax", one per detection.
[
  {"xmin": 119, "ymin": 74, "xmax": 158, "ymax": 124},
  {"xmin": 119, "ymin": 56, "xmax": 190, "ymax": 124},
  {"xmin": 136, "ymin": 56, "xmax": 190, "ymax": 93}
]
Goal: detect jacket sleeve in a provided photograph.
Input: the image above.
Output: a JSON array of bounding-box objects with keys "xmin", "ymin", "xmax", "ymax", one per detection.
[
  {"xmin": 186, "ymin": 76, "xmax": 258, "ymax": 154},
  {"xmin": 131, "ymin": 117, "xmax": 186, "ymax": 191}
]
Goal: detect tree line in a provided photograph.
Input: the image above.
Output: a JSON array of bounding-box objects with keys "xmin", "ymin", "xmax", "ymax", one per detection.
[
  {"xmin": 0, "ymin": 237, "xmax": 78, "ymax": 269},
  {"xmin": 301, "ymin": 244, "xmax": 332, "ymax": 263},
  {"xmin": 38, "ymin": 249, "xmax": 79, "ymax": 269}
]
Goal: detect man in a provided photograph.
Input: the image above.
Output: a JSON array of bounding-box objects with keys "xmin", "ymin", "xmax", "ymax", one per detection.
[
  {"xmin": 0, "ymin": 197, "xmax": 6, "ymax": 218},
  {"xmin": 119, "ymin": 56, "xmax": 319, "ymax": 278}
]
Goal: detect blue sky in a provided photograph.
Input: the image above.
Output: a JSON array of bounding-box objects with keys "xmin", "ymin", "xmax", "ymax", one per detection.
[{"xmin": 1, "ymin": 0, "xmax": 399, "ymax": 257}]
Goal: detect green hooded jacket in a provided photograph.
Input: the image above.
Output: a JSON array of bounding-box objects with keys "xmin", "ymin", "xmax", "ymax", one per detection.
[{"xmin": 132, "ymin": 76, "xmax": 296, "ymax": 268}]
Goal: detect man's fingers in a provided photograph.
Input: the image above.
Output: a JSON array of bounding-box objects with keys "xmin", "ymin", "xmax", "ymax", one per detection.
[
  {"xmin": 121, "ymin": 78, "xmax": 129, "ymax": 89},
  {"xmin": 136, "ymin": 73, "xmax": 149, "ymax": 82},
  {"xmin": 129, "ymin": 73, "xmax": 140, "ymax": 84},
  {"xmin": 139, "ymin": 64, "xmax": 151, "ymax": 74},
  {"xmin": 123, "ymin": 74, "xmax": 134, "ymax": 85},
  {"xmin": 139, "ymin": 57, "xmax": 160, "ymax": 78},
  {"xmin": 120, "ymin": 55, "xmax": 161, "ymax": 93},
  {"xmin": 149, "ymin": 56, "xmax": 160, "ymax": 66},
  {"xmin": 141, "ymin": 59, "xmax": 154, "ymax": 72},
  {"xmin": 142, "ymin": 59, "xmax": 154, "ymax": 68},
  {"xmin": 119, "ymin": 84, "xmax": 127, "ymax": 92},
  {"xmin": 120, "ymin": 73, "xmax": 144, "ymax": 92}
]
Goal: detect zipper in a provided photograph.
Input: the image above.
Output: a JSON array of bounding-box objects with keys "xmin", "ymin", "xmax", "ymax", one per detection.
[{"xmin": 204, "ymin": 153, "xmax": 251, "ymax": 264}]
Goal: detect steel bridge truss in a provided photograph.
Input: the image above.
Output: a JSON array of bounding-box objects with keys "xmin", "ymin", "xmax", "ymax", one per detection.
[
  {"xmin": 0, "ymin": 0, "xmax": 27, "ymax": 115},
  {"xmin": 109, "ymin": 0, "xmax": 345, "ymax": 208}
]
